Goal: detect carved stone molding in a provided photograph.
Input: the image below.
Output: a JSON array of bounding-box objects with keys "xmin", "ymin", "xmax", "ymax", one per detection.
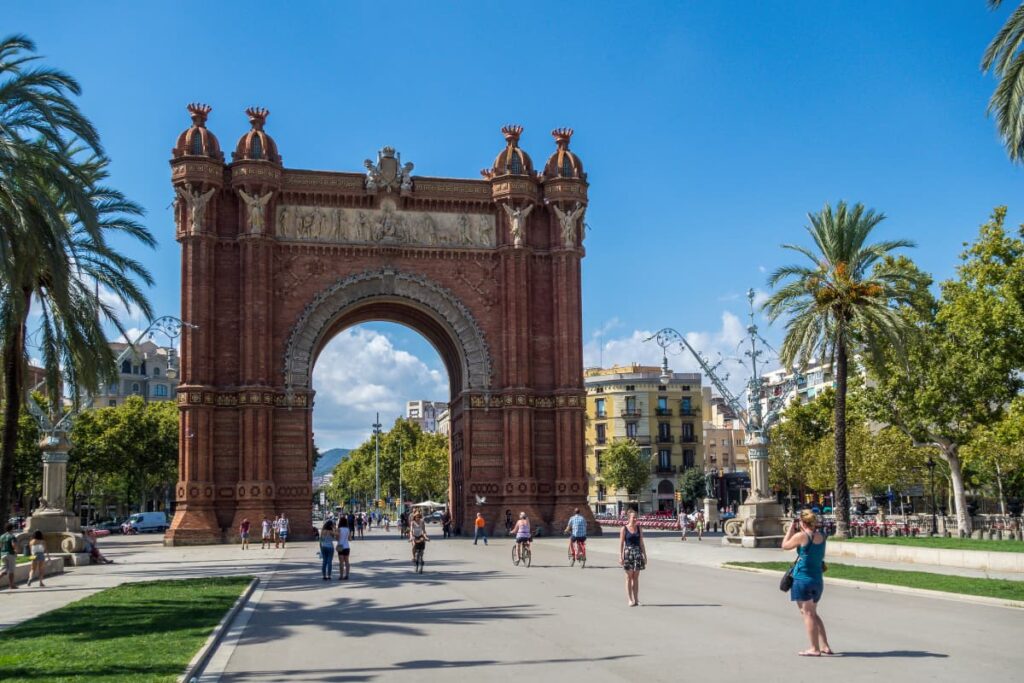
[
  {"xmin": 276, "ymin": 203, "xmax": 496, "ymax": 249},
  {"xmin": 283, "ymin": 269, "xmax": 494, "ymax": 392}
]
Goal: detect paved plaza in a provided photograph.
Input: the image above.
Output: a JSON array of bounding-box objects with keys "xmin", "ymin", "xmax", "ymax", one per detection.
[{"xmin": 4, "ymin": 530, "xmax": 1017, "ymax": 682}]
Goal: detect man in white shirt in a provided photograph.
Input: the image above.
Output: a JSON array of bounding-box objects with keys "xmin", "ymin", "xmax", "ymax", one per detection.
[{"xmin": 678, "ymin": 508, "xmax": 689, "ymax": 541}]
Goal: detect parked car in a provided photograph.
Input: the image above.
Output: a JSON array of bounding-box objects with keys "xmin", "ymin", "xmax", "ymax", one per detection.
[
  {"xmin": 427, "ymin": 511, "xmax": 444, "ymax": 524},
  {"xmin": 126, "ymin": 511, "xmax": 169, "ymax": 533},
  {"xmin": 91, "ymin": 519, "xmax": 125, "ymax": 534},
  {"xmin": 720, "ymin": 512, "xmax": 737, "ymax": 521}
]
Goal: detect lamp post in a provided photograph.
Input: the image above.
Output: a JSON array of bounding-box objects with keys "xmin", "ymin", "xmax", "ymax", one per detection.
[
  {"xmin": 926, "ymin": 457, "xmax": 938, "ymax": 536},
  {"xmin": 398, "ymin": 440, "xmax": 404, "ymax": 515},
  {"xmin": 373, "ymin": 414, "xmax": 382, "ymax": 505}
]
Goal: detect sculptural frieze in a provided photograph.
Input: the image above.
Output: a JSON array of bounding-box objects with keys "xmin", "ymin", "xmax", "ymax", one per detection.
[{"xmin": 276, "ymin": 204, "xmax": 496, "ymax": 248}]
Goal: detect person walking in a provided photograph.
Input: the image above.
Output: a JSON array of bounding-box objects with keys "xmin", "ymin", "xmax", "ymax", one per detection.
[
  {"xmin": 278, "ymin": 514, "xmax": 290, "ymax": 548},
  {"xmin": 239, "ymin": 518, "xmax": 251, "ymax": 550},
  {"xmin": 782, "ymin": 510, "xmax": 833, "ymax": 656},
  {"xmin": 260, "ymin": 516, "xmax": 272, "ymax": 549},
  {"xmin": 355, "ymin": 512, "xmax": 364, "ymax": 540},
  {"xmin": 1, "ymin": 523, "xmax": 19, "ymax": 589},
  {"xmin": 695, "ymin": 510, "xmax": 705, "ymax": 541},
  {"xmin": 336, "ymin": 516, "xmax": 352, "ymax": 580},
  {"xmin": 441, "ymin": 508, "xmax": 452, "ymax": 539},
  {"xmin": 347, "ymin": 510, "xmax": 356, "ymax": 538},
  {"xmin": 504, "ymin": 509, "xmax": 513, "ymax": 533},
  {"xmin": 319, "ymin": 519, "xmax": 336, "ymax": 580},
  {"xmin": 618, "ymin": 510, "xmax": 647, "ymax": 606},
  {"xmin": 678, "ymin": 507, "xmax": 688, "ymax": 541},
  {"xmin": 26, "ymin": 530, "xmax": 48, "ymax": 587},
  {"xmin": 473, "ymin": 512, "xmax": 488, "ymax": 545}
]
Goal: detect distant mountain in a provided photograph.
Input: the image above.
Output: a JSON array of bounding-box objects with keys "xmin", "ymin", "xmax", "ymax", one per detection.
[{"xmin": 315, "ymin": 448, "xmax": 351, "ymax": 476}]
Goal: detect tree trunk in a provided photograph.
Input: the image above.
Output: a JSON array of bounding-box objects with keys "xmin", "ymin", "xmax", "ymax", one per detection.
[
  {"xmin": 0, "ymin": 296, "xmax": 29, "ymax": 521},
  {"xmin": 995, "ymin": 461, "xmax": 1007, "ymax": 516},
  {"xmin": 832, "ymin": 341, "xmax": 851, "ymax": 539},
  {"xmin": 943, "ymin": 446, "xmax": 972, "ymax": 536}
]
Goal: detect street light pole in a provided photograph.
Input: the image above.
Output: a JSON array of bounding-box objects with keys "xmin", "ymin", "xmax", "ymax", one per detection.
[
  {"xmin": 398, "ymin": 441, "xmax": 403, "ymax": 515},
  {"xmin": 927, "ymin": 457, "xmax": 938, "ymax": 536},
  {"xmin": 373, "ymin": 413, "xmax": 382, "ymax": 505}
]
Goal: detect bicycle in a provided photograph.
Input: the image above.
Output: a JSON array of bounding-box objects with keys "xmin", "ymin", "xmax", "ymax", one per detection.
[
  {"xmin": 511, "ymin": 536, "xmax": 532, "ymax": 567},
  {"xmin": 412, "ymin": 539, "xmax": 426, "ymax": 573},
  {"xmin": 567, "ymin": 536, "xmax": 586, "ymax": 568}
]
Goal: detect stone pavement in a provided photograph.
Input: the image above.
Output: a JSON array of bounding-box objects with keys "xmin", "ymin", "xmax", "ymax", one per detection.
[
  {"xmin": 203, "ymin": 528, "xmax": 1020, "ymax": 683},
  {"xmin": 1, "ymin": 530, "xmax": 1020, "ymax": 682}
]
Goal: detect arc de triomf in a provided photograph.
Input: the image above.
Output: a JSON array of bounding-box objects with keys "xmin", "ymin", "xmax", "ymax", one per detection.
[{"xmin": 166, "ymin": 104, "xmax": 595, "ymax": 544}]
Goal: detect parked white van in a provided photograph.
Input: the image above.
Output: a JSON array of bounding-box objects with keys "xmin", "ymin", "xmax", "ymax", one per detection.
[{"xmin": 127, "ymin": 511, "xmax": 168, "ymax": 533}]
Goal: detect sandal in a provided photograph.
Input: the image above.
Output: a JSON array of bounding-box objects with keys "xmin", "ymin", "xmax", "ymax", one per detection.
[
  {"xmin": 821, "ymin": 648, "xmax": 835, "ymax": 656},
  {"xmin": 797, "ymin": 649, "xmax": 821, "ymax": 657}
]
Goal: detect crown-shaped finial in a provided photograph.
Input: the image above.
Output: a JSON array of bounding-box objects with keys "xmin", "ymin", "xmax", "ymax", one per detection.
[
  {"xmin": 245, "ymin": 107, "xmax": 270, "ymax": 131},
  {"xmin": 187, "ymin": 103, "xmax": 212, "ymax": 127},
  {"xmin": 381, "ymin": 146, "xmax": 396, "ymax": 158},
  {"xmin": 552, "ymin": 128, "xmax": 574, "ymax": 149},
  {"xmin": 501, "ymin": 124, "xmax": 524, "ymax": 146}
]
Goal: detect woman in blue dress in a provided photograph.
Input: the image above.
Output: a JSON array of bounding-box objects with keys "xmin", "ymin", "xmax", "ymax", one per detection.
[{"xmin": 781, "ymin": 510, "xmax": 834, "ymax": 656}]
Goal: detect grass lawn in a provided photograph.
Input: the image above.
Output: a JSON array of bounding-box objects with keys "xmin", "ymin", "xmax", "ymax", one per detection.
[
  {"xmin": 843, "ymin": 536, "xmax": 1024, "ymax": 553},
  {"xmin": 725, "ymin": 561, "xmax": 1024, "ymax": 601},
  {"xmin": 0, "ymin": 576, "xmax": 252, "ymax": 682}
]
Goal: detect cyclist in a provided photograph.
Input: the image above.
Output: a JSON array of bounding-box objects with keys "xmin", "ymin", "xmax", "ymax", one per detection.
[
  {"xmin": 510, "ymin": 511, "xmax": 532, "ymax": 557},
  {"xmin": 408, "ymin": 510, "xmax": 429, "ymax": 566},
  {"xmin": 564, "ymin": 507, "xmax": 587, "ymax": 560}
]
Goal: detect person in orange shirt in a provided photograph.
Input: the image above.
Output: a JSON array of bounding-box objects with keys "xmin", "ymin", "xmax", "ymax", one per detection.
[{"xmin": 473, "ymin": 512, "xmax": 488, "ymax": 545}]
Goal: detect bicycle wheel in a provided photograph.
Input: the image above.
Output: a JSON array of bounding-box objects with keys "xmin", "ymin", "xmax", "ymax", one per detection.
[
  {"xmin": 523, "ymin": 545, "xmax": 531, "ymax": 568},
  {"xmin": 512, "ymin": 543, "xmax": 520, "ymax": 566},
  {"xmin": 417, "ymin": 552, "xmax": 424, "ymax": 573}
]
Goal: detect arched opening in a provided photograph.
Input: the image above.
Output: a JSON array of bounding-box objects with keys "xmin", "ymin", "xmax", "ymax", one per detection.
[
  {"xmin": 310, "ymin": 320, "xmax": 451, "ymax": 519},
  {"xmin": 657, "ymin": 479, "xmax": 675, "ymax": 513}
]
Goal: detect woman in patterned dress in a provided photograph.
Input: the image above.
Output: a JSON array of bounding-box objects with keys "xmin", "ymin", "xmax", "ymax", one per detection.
[{"xmin": 618, "ymin": 509, "xmax": 647, "ymax": 606}]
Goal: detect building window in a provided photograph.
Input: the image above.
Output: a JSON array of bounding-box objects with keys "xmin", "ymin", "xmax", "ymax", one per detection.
[
  {"xmin": 658, "ymin": 450, "xmax": 671, "ymax": 469},
  {"xmin": 681, "ymin": 423, "xmax": 695, "ymax": 442},
  {"xmin": 131, "ymin": 383, "xmax": 140, "ymax": 395},
  {"xmin": 108, "ymin": 400, "xmax": 117, "ymax": 407},
  {"xmin": 251, "ymin": 135, "xmax": 263, "ymax": 160},
  {"xmin": 625, "ymin": 422, "xmax": 638, "ymax": 438},
  {"xmin": 657, "ymin": 396, "xmax": 667, "ymax": 410},
  {"xmin": 561, "ymin": 156, "xmax": 573, "ymax": 177},
  {"xmin": 683, "ymin": 449, "xmax": 695, "ymax": 469},
  {"xmin": 657, "ymin": 385, "xmax": 666, "ymax": 392},
  {"xmin": 153, "ymin": 367, "xmax": 161, "ymax": 377},
  {"xmin": 595, "ymin": 398, "xmax": 606, "ymax": 418},
  {"xmin": 510, "ymin": 153, "xmax": 522, "ymax": 174},
  {"xmin": 153, "ymin": 384, "xmax": 168, "ymax": 398},
  {"xmin": 595, "ymin": 424, "xmax": 606, "ymax": 444},
  {"xmin": 191, "ymin": 130, "xmax": 203, "ymax": 155},
  {"xmin": 121, "ymin": 360, "xmax": 131, "ymax": 374},
  {"xmin": 658, "ymin": 423, "xmax": 671, "ymax": 440},
  {"xmin": 625, "ymin": 385, "xmax": 635, "ymax": 391},
  {"xmin": 595, "ymin": 453, "xmax": 602, "ymax": 472},
  {"xmin": 681, "ymin": 397, "xmax": 692, "ymax": 415},
  {"xmin": 597, "ymin": 485, "xmax": 606, "ymax": 502},
  {"xmin": 594, "ymin": 387, "xmax": 603, "ymax": 393},
  {"xmin": 625, "ymin": 396, "xmax": 636, "ymax": 413}
]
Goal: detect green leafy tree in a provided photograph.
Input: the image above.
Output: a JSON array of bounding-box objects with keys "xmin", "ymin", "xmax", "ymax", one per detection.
[
  {"xmin": 982, "ymin": 1, "xmax": 1024, "ymax": 163},
  {"xmin": 0, "ymin": 35, "xmax": 154, "ymax": 518},
  {"xmin": 677, "ymin": 467, "xmax": 705, "ymax": 507},
  {"xmin": 764, "ymin": 201, "xmax": 921, "ymax": 537},
  {"xmin": 962, "ymin": 397, "xmax": 1024, "ymax": 514},
  {"xmin": 601, "ymin": 440, "xmax": 651, "ymax": 500},
  {"xmin": 864, "ymin": 209, "xmax": 1024, "ymax": 534}
]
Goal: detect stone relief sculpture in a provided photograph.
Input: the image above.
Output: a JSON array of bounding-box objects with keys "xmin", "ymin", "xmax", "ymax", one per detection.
[
  {"xmin": 553, "ymin": 202, "xmax": 585, "ymax": 248},
  {"xmin": 399, "ymin": 161, "xmax": 414, "ymax": 193},
  {"xmin": 502, "ymin": 202, "xmax": 534, "ymax": 248},
  {"xmin": 176, "ymin": 183, "xmax": 216, "ymax": 234},
  {"xmin": 276, "ymin": 204, "xmax": 497, "ymax": 248},
  {"xmin": 363, "ymin": 146, "xmax": 412, "ymax": 194},
  {"xmin": 238, "ymin": 188, "xmax": 274, "ymax": 234}
]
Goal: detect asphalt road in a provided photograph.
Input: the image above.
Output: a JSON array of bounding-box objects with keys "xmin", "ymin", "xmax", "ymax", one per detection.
[{"xmin": 206, "ymin": 528, "xmax": 1021, "ymax": 683}]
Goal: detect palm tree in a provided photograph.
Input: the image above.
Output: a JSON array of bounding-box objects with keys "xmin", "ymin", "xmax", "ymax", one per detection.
[
  {"xmin": 982, "ymin": 1, "xmax": 1024, "ymax": 161},
  {"xmin": 763, "ymin": 201, "xmax": 920, "ymax": 538},
  {"xmin": 0, "ymin": 35, "xmax": 153, "ymax": 519}
]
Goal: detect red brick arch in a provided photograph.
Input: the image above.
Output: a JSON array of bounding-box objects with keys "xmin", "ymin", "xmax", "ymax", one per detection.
[{"xmin": 165, "ymin": 110, "xmax": 595, "ymax": 544}]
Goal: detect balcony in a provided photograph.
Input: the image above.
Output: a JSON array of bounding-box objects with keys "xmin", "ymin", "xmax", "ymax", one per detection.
[
  {"xmin": 620, "ymin": 409, "xmax": 642, "ymax": 419},
  {"xmin": 656, "ymin": 434, "xmax": 675, "ymax": 444},
  {"xmin": 595, "ymin": 437, "xmax": 607, "ymax": 445},
  {"xmin": 654, "ymin": 464, "xmax": 677, "ymax": 474},
  {"xmin": 679, "ymin": 407, "xmax": 700, "ymax": 417},
  {"xmin": 655, "ymin": 407, "xmax": 673, "ymax": 417},
  {"xmin": 595, "ymin": 412, "xmax": 608, "ymax": 419},
  {"xmin": 680, "ymin": 435, "xmax": 698, "ymax": 444}
]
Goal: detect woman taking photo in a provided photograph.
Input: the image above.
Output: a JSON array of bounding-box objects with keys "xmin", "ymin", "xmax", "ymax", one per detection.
[
  {"xmin": 618, "ymin": 510, "xmax": 646, "ymax": 606},
  {"xmin": 319, "ymin": 519, "xmax": 336, "ymax": 581},
  {"xmin": 782, "ymin": 510, "xmax": 833, "ymax": 656}
]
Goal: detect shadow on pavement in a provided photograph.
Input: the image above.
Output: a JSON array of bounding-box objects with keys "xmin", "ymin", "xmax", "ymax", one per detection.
[
  {"xmin": 836, "ymin": 651, "xmax": 949, "ymax": 658},
  {"xmin": 219, "ymin": 654, "xmax": 637, "ymax": 681}
]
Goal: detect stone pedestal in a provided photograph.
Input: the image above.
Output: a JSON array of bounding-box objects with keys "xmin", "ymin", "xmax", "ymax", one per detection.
[
  {"xmin": 23, "ymin": 438, "xmax": 88, "ymax": 554},
  {"xmin": 723, "ymin": 433, "xmax": 785, "ymax": 547},
  {"xmin": 703, "ymin": 497, "xmax": 720, "ymax": 526}
]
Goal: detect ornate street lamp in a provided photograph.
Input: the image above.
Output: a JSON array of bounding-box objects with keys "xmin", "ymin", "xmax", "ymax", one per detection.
[
  {"xmin": 373, "ymin": 414, "xmax": 382, "ymax": 505},
  {"xmin": 646, "ymin": 290, "xmax": 800, "ymax": 547},
  {"xmin": 926, "ymin": 457, "xmax": 938, "ymax": 536}
]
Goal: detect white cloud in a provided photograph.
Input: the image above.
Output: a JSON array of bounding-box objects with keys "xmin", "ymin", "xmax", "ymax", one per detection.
[
  {"xmin": 98, "ymin": 285, "xmax": 144, "ymax": 323},
  {"xmin": 312, "ymin": 327, "xmax": 448, "ymax": 449}
]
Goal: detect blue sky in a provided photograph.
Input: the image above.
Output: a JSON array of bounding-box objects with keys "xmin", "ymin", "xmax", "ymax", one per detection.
[{"xmin": 11, "ymin": 2, "xmax": 1022, "ymax": 447}]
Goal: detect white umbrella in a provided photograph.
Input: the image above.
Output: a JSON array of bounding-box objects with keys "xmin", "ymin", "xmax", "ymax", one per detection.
[{"xmin": 411, "ymin": 500, "xmax": 446, "ymax": 508}]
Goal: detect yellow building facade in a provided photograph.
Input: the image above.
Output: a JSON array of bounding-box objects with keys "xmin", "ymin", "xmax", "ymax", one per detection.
[{"xmin": 584, "ymin": 364, "xmax": 704, "ymax": 514}]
